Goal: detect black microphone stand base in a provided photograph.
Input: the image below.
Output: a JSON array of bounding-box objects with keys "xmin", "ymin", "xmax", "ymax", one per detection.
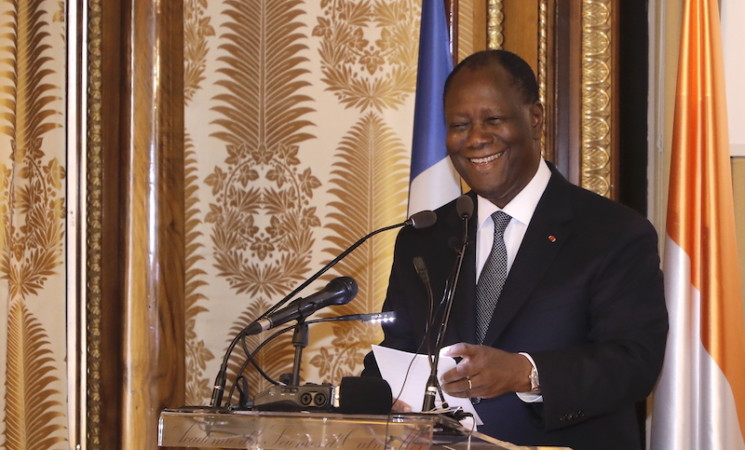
[{"xmin": 252, "ymin": 320, "xmax": 335, "ymax": 412}]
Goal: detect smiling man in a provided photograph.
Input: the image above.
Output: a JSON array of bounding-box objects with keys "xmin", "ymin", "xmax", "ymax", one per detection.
[{"xmin": 363, "ymin": 50, "xmax": 668, "ymax": 450}]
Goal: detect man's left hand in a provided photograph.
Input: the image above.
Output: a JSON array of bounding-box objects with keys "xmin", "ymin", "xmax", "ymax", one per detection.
[{"xmin": 439, "ymin": 343, "xmax": 533, "ymax": 398}]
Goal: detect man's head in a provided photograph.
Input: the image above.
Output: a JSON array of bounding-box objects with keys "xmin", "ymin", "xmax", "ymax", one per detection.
[{"xmin": 443, "ymin": 50, "xmax": 544, "ymax": 208}]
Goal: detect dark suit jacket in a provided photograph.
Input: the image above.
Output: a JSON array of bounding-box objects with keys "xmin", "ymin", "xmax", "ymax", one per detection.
[{"xmin": 363, "ymin": 163, "xmax": 668, "ymax": 450}]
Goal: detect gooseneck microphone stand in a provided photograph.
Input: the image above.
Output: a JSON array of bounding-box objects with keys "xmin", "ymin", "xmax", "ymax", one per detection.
[
  {"xmin": 422, "ymin": 196, "xmax": 472, "ymax": 412},
  {"xmin": 259, "ymin": 211, "xmax": 436, "ymax": 324}
]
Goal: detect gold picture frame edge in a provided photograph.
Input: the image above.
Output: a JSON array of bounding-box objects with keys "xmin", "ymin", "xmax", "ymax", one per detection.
[
  {"xmin": 486, "ymin": 0, "xmax": 614, "ymax": 197},
  {"xmin": 85, "ymin": 0, "xmax": 103, "ymax": 446}
]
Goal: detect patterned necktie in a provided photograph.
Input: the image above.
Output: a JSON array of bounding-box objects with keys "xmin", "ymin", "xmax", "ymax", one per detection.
[{"xmin": 476, "ymin": 211, "xmax": 512, "ymax": 343}]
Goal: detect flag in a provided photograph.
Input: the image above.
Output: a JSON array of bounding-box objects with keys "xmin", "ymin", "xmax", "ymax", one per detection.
[
  {"xmin": 650, "ymin": 0, "xmax": 745, "ymax": 448},
  {"xmin": 408, "ymin": 0, "xmax": 461, "ymax": 215}
]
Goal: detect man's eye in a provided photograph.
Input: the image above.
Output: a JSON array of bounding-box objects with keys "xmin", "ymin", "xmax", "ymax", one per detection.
[{"xmin": 450, "ymin": 123, "xmax": 468, "ymax": 130}]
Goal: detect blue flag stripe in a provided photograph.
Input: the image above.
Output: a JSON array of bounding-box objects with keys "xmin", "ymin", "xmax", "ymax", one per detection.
[{"xmin": 410, "ymin": 0, "xmax": 454, "ymax": 182}]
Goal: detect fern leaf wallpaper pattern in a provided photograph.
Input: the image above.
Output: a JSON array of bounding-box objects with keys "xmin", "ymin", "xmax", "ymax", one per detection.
[
  {"xmin": 0, "ymin": 0, "xmax": 68, "ymax": 447},
  {"xmin": 185, "ymin": 0, "xmax": 420, "ymax": 404}
]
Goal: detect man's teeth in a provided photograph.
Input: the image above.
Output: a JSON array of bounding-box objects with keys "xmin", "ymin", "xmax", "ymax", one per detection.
[{"xmin": 470, "ymin": 152, "xmax": 503, "ymax": 164}]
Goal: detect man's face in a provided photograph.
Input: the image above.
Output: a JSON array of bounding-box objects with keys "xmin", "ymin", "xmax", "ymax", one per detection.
[{"xmin": 444, "ymin": 65, "xmax": 544, "ymax": 208}]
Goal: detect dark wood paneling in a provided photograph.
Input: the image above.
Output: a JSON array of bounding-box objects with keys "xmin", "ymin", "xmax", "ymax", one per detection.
[{"xmin": 95, "ymin": 0, "xmax": 185, "ymax": 448}]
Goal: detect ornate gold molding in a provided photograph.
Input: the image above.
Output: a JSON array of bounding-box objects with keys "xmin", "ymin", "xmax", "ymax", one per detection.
[
  {"xmin": 538, "ymin": 0, "xmax": 549, "ymax": 159},
  {"xmin": 85, "ymin": 0, "xmax": 103, "ymax": 446},
  {"xmin": 487, "ymin": 0, "xmax": 504, "ymax": 49},
  {"xmin": 580, "ymin": 0, "xmax": 613, "ymax": 197}
]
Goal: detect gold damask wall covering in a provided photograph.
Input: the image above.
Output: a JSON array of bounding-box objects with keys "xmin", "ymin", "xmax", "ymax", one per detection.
[
  {"xmin": 0, "ymin": 0, "xmax": 68, "ymax": 448},
  {"xmin": 184, "ymin": 0, "xmax": 421, "ymax": 405}
]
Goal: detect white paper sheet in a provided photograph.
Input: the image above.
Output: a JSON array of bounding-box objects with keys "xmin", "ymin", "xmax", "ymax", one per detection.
[{"xmin": 371, "ymin": 345, "xmax": 482, "ymax": 425}]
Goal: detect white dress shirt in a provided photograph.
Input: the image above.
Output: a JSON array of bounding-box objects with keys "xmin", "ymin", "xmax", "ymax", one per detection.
[
  {"xmin": 475, "ymin": 160, "xmax": 551, "ymax": 280},
  {"xmin": 473, "ymin": 159, "xmax": 551, "ymax": 403}
]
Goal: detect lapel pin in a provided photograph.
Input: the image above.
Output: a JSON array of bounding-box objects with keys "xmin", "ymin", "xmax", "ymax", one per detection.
[{"xmin": 548, "ymin": 235, "xmax": 557, "ymax": 243}]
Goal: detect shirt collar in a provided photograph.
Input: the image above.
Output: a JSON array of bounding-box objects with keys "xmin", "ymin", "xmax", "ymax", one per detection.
[{"xmin": 476, "ymin": 159, "xmax": 551, "ymax": 228}]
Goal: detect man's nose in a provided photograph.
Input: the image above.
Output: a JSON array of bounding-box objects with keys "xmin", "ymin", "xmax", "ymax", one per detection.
[{"xmin": 466, "ymin": 124, "xmax": 491, "ymax": 147}]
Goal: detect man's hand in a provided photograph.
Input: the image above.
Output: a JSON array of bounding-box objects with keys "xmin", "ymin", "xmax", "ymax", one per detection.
[
  {"xmin": 439, "ymin": 343, "xmax": 533, "ymax": 398},
  {"xmin": 391, "ymin": 398, "xmax": 412, "ymax": 412}
]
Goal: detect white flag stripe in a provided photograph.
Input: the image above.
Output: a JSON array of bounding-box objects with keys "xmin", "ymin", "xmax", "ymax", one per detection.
[
  {"xmin": 651, "ymin": 237, "xmax": 745, "ymax": 450},
  {"xmin": 408, "ymin": 156, "xmax": 461, "ymax": 215}
]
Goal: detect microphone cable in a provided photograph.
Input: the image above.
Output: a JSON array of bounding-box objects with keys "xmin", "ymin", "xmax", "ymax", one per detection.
[
  {"xmin": 224, "ymin": 323, "xmax": 296, "ymax": 409},
  {"xmin": 414, "ymin": 256, "xmax": 452, "ymax": 409}
]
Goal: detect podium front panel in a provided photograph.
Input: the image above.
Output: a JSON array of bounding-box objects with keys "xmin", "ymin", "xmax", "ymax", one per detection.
[
  {"xmin": 157, "ymin": 408, "xmax": 535, "ymax": 449},
  {"xmin": 159, "ymin": 408, "xmax": 434, "ymax": 449}
]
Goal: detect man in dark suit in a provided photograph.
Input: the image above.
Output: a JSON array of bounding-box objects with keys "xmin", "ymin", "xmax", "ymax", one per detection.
[{"xmin": 363, "ymin": 50, "xmax": 668, "ymax": 449}]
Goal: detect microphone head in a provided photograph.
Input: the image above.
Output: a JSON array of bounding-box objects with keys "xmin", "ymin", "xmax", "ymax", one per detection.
[
  {"xmin": 456, "ymin": 195, "xmax": 473, "ymax": 219},
  {"xmin": 407, "ymin": 210, "xmax": 437, "ymax": 229},
  {"xmin": 412, "ymin": 256, "xmax": 427, "ymax": 274},
  {"xmin": 324, "ymin": 276, "xmax": 359, "ymax": 306}
]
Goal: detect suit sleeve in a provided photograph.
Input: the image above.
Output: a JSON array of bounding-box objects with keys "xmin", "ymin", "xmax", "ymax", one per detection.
[
  {"xmin": 531, "ymin": 219, "xmax": 668, "ymax": 430},
  {"xmin": 362, "ymin": 227, "xmax": 431, "ymax": 377}
]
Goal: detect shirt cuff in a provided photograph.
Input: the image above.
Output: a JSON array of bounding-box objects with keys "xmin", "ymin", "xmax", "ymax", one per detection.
[{"xmin": 516, "ymin": 352, "xmax": 543, "ymax": 403}]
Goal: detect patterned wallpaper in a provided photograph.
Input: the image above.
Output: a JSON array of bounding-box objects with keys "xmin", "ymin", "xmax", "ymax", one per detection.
[
  {"xmin": 183, "ymin": 0, "xmax": 423, "ymax": 406},
  {"xmin": 0, "ymin": 0, "xmax": 69, "ymax": 448}
]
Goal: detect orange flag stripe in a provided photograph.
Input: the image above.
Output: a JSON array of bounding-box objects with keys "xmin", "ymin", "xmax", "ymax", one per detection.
[{"xmin": 667, "ymin": 0, "xmax": 745, "ymax": 439}]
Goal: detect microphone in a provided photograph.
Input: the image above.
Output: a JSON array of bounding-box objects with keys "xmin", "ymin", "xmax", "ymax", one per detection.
[
  {"xmin": 422, "ymin": 195, "xmax": 473, "ymax": 412},
  {"xmin": 413, "ymin": 256, "xmax": 432, "ymax": 292},
  {"xmin": 406, "ymin": 210, "xmax": 437, "ymax": 229},
  {"xmin": 244, "ymin": 277, "xmax": 359, "ymax": 335},
  {"xmin": 210, "ymin": 277, "xmax": 357, "ymax": 408},
  {"xmin": 413, "ymin": 256, "xmax": 436, "ymax": 357},
  {"xmin": 456, "ymin": 194, "xmax": 474, "ymax": 220}
]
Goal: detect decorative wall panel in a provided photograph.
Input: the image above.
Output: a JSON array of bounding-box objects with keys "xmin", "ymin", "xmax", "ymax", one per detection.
[{"xmin": 183, "ymin": 0, "xmax": 418, "ymax": 406}]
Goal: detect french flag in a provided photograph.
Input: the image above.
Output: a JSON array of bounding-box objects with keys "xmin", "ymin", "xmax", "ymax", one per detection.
[{"xmin": 408, "ymin": 0, "xmax": 461, "ymax": 215}]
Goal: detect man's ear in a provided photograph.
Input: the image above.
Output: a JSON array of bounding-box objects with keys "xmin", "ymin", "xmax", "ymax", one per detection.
[{"xmin": 530, "ymin": 101, "xmax": 544, "ymax": 140}]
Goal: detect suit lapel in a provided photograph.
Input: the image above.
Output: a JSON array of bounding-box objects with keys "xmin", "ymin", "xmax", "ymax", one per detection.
[{"xmin": 481, "ymin": 168, "xmax": 575, "ymax": 345}]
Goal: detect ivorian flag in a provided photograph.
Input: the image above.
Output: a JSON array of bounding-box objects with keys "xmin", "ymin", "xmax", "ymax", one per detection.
[
  {"xmin": 408, "ymin": 0, "xmax": 461, "ymax": 215},
  {"xmin": 650, "ymin": 0, "xmax": 745, "ymax": 448}
]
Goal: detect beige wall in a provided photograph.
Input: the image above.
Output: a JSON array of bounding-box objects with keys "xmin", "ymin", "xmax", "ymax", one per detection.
[
  {"xmin": 734, "ymin": 159, "xmax": 745, "ymax": 324},
  {"xmin": 723, "ymin": 0, "xmax": 745, "ymax": 316}
]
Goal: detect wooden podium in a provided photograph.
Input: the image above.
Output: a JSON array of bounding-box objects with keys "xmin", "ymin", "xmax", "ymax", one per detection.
[{"xmin": 157, "ymin": 407, "xmax": 537, "ymax": 449}]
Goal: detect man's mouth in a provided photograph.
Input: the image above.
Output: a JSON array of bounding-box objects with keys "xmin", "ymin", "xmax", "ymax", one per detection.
[{"xmin": 469, "ymin": 151, "xmax": 504, "ymax": 164}]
